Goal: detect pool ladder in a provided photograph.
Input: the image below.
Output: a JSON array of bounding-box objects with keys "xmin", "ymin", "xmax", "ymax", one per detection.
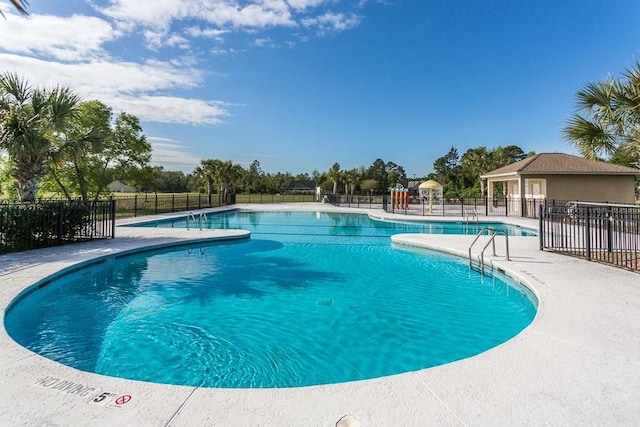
[
  {"xmin": 468, "ymin": 227, "xmax": 510, "ymax": 275},
  {"xmin": 186, "ymin": 211, "xmax": 208, "ymax": 230},
  {"xmin": 464, "ymin": 207, "xmax": 479, "ymax": 224}
]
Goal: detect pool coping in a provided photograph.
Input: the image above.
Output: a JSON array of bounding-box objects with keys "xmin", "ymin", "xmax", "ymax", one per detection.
[{"xmin": 1, "ymin": 203, "xmax": 639, "ymax": 426}]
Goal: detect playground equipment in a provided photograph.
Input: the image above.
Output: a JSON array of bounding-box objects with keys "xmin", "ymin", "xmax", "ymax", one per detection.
[
  {"xmin": 419, "ymin": 180, "xmax": 443, "ymax": 214},
  {"xmin": 390, "ymin": 187, "xmax": 409, "ymax": 212}
]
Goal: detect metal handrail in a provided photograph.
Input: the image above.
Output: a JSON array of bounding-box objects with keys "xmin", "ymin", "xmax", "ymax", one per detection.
[
  {"xmin": 468, "ymin": 227, "xmax": 494, "ymax": 267},
  {"xmin": 468, "ymin": 227, "xmax": 510, "ymax": 275},
  {"xmin": 464, "ymin": 207, "xmax": 478, "ymax": 224},
  {"xmin": 199, "ymin": 212, "xmax": 208, "ymax": 230},
  {"xmin": 186, "ymin": 211, "xmax": 197, "ymax": 230}
]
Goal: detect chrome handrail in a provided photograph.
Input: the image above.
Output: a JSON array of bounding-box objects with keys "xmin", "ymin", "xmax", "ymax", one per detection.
[
  {"xmin": 464, "ymin": 207, "xmax": 479, "ymax": 224},
  {"xmin": 186, "ymin": 211, "xmax": 197, "ymax": 230},
  {"xmin": 468, "ymin": 227, "xmax": 510, "ymax": 275},
  {"xmin": 199, "ymin": 212, "xmax": 208, "ymax": 230}
]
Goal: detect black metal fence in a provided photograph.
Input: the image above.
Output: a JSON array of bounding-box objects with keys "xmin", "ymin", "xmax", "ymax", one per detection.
[
  {"xmin": 113, "ymin": 193, "xmax": 234, "ymax": 218},
  {"xmin": 235, "ymin": 193, "xmax": 316, "ymax": 204},
  {"xmin": 112, "ymin": 193, "xmax": 321, "ymax": 218},
  {"xmin": 329, "ymin": 195, "xmax": 547, "ymax": 218},
  {"xmin": 540, "ymin": 202, "xmax": 640, "ymax": 272},
  {"xmin": 325, "ymin": 194, "xmax": 385, "ymax": 209},
  {"xmin": 0, "ymin": 200, "xmax": 116, "ymax": 254}
]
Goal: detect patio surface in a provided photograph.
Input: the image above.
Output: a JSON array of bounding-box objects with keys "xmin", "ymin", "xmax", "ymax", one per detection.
[{"xmin": 1, "ymin": 203, "xmax": 639, "ymax": 426}]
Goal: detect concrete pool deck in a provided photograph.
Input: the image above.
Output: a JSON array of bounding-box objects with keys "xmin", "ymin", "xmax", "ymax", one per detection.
[{"xmin": 1, "ymin": 203, "xmax": 639, "ymax": 426}]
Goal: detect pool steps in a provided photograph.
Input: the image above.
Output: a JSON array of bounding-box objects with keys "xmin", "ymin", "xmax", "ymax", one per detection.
[
  {"xmin": 468, "ymin": 227, "xmax": 510, "ymax": 275},
  {"xmin": 186, "ymin": 211, "xmax": 209, "ymax": 230}
]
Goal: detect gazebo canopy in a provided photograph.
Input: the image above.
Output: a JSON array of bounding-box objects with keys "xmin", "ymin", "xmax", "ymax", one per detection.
[{"xmin": 419, "ymin": 180, "xmax": 443, "ymax": 190}]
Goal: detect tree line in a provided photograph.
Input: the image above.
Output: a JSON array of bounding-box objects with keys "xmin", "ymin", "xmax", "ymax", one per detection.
[
  {"xmin": 0, "ymin": 73, "xmax": 149, "ymax": 202},
  {"xmin": 3, "ymin": 58, "xmax": 639, "ymax": 202}
]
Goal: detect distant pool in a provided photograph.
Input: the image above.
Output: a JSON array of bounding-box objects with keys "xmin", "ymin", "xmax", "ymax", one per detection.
[
  {"xmin": 5, "ymin": 210, "xmax": 536, "ymax": 388},
  {"xmin": 133, "ymin": 210, "xmax": 537, "ymax": 242}
]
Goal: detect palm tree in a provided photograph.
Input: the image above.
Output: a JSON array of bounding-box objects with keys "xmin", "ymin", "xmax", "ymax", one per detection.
[
  {"xmin": 49, "ymin": 101, "xmax": 111, "ymax": 201},
  {"xmin": 1, "ymin": 1, "xmax": 29, "ymax": 18},
  {"xmin": 327, "ymin": 163, "xmax": 341, "ymax": 194},
  {"xmin": 195, "ymin": 159, "xmax": 217, "ymax": 204},
  {"xmin": 564, "ymin": 62, "xmax": 640, "ymax": 168},
  {"xmin": 217, "ymin": 160, "xmax": 243, "ymax": 204},
  {"xmin": 344, "ymin": 168, "xmax": 360, "ymax": 195},
  {"xmin": 0, "ymin": 73, "xmax": 80, "ymax": 201}
]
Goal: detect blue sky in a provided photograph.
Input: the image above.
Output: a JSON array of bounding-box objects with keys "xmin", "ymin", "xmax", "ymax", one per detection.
[{"xmin": 1, "ymin": 1, "xmax": 640, "ymax": 177}]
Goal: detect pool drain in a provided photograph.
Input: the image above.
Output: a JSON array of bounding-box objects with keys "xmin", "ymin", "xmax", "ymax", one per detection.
[{"xmin": 316, "ymin": 298, "xmax": 334, "ymax": 307}]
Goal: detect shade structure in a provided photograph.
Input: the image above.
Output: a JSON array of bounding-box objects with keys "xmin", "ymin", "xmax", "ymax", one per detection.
[
  {"xmin": 418, "ymin": 180, "xmax": 442, "ymax": 214},
  {"xmin": 418, "ymin": 180, "xmax": 443, "ymax": 191}
]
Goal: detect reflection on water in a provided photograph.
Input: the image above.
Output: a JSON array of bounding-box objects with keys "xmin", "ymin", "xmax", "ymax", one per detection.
[{"xmin": 5, "ymin": 257, "xmax": 149, "ymax": 371}]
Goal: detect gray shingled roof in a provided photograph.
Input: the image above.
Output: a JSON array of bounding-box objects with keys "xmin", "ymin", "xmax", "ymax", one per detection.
[{"xmin": 480, "ymin": 153, "xmax": 639, "ymax": 178}]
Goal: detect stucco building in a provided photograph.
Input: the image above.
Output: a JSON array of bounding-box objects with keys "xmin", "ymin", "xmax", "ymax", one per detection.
[{"xmin": 481, "ymin": 153, "xmax": 639, "ymax": 215}]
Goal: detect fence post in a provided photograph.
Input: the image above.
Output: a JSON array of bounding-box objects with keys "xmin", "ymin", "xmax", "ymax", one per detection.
[
  {"xmin": 585, "ymin": 207, "xmax": 591, "ymax": 261},
  {"xmin": 155, "ymin": 193, "xmax": 158, "ymax": 215},
  {"xmin": 539, "ymin": 204, "xmax": 544, "ymax": 250},
  {"xmin": 186, "ymin": 194, "xmax": 190, "ymax": 212},
  {"xmin": 110, "ymin": 199, "xmax": 116, "ymax": 238},
  {"xmin": 606, "ymin": 205, "xmax": 613, "ymax": 253},
  {"xmin": 56, "ymin": 203, "xmax": 63, "ymax": 246},
  {"xmin": 505, "ymin": 196, "xmax": 508, "ymax": 217},
  {"xmin": 485, "ymin": 197, "xmax": 488, "ymax": 216},
  {"xmin": 171, "ymin": 194, "xmax": 175, "ymax": 213},
  {"xmin": 134, "ymin": 194, "xmax": 138, "ymax": 217}
]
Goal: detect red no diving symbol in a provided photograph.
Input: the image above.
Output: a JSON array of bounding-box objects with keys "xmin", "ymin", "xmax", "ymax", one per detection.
[{"xmin": 114, "ymin": 394, "xmax": 132, "ymax": 405}]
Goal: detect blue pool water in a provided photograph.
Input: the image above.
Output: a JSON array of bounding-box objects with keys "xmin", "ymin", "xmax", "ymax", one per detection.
[
  {"xmin": 5, "ymin": 211, "xmax": 536, "ymax": 388},
  {"xmin": 136, "ymin": 210, "xmax": 537, "ymax": 241}
]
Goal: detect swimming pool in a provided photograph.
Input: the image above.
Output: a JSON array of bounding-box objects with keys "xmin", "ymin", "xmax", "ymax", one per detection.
[
  {"xmin": 134, "ymin": 210, "xmax": 537, "ymax": 240},
  {"xmin": 5, "ymin": 210, "xmax": 536, "ymax": 388}
]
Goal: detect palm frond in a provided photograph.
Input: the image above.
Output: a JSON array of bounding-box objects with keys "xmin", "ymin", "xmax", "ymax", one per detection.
[
  {"xmin": 46, "ymin": 86, "xmax": 81, "ymax": 130},
  {"xmin": 1, "ymin": 0, "xmax": 29, "ymax": 18},
  {"xmin": 0, "ymin": 72, "xmax": 31, "ymax": 104},
  {"xmin": 575, "ymin": 81, "xmax": 616, "ymax": 121},
  {"xmin": 615, "ymin": 63, "xmax": 640, "ymax": 118},
  {"xmin": 563, "ymin": 114, "xmax": 618, "ymax": 160}
]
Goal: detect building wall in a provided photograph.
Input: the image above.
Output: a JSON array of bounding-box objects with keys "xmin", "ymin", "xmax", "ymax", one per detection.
[
  {"xmin": 536, "ymin": 174, "xmax": 636, "ymax": 204},
  {"xmin": 107, "ymin": 180, "xmax": 135, "ymax": 193}
]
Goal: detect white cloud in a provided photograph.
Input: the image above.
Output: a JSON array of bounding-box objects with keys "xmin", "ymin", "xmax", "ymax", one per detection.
[
  {"xmin": 253, "ymin": 37, "xmax": 276, "ymax": 48},
  {"xmin": 148, "ymin": 137, "xmax": 202, "ymax": 171},
  {"xmin": 106, "ymin": 95, "xmax": 231, "ymax": 125},
  {"xmin": 93, "ymin": 1, "xmax": 365, "ymax": 49},
  {"xmin": 0, "ymin": 53, "xmax": 229, "ymax": 124},
  {"xmin": 100, "ymin": 0, "xmax": 296, "ymax": 30},
  {"xmin": 199, "ymin": 1, "xmax": 296, "ymax": 29},
  {"xmin": 286, "ymin": 0, "xmax": 325, "ymax": 11},
  {"xmin": 302, "ymin": 12, "xmax": 360, "ymax": 35},
  {"xmin": 0, "ymin": 54, "xmax": 200, "ymax": 93},
  {"xmin": 209, "ymin": 47, "xmax": 242, "ymax": 56},
  {"xmin": 166, "ymin": 34, "xmax": 191, "ymax": 49},
  {"xmin": 185, "ymin": 26, "xmax": 229, "ymax": 39},
  {"xmin": 99, "ymin": 0, "xmax": 187, "ymax": 29},
  {"xmin": 0, "ymin": 0, "xmax": 370, "ymax": 128},
  {"xmin": 0, "ymin": 12, "xmax": 117, "ymax": 61}
]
